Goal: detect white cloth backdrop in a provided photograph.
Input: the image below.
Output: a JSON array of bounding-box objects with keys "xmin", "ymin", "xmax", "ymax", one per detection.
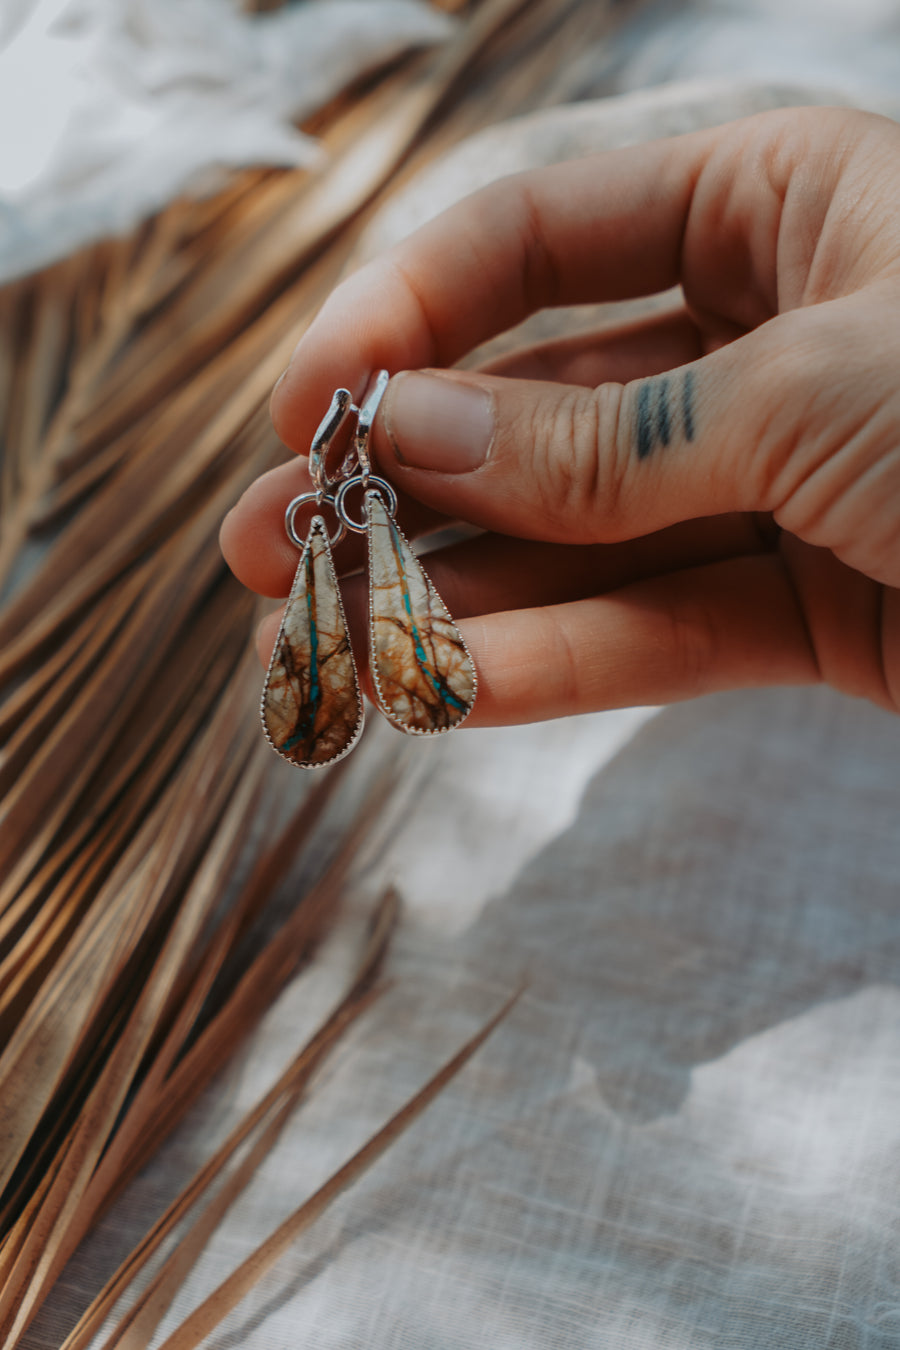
[
  {"xmin": 24, "ymin": 687, "xmax": 900, "ymax": 1348},
  {"xmin": 0, "ymin": 0, "xmax": 451, "ymax": 283},
  {"xmin": 9, "ymin": 0, "xmax": 900, "ymax": 1344}
]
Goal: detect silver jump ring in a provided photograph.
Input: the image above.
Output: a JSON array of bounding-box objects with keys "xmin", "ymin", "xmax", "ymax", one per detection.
[
  {"xmin": 285, "ymin": 492, "xmax": 346, "ymax": 549},
  {"xmin": 333, "ymin": 474, "xmax": 398, "ymax": 534}
]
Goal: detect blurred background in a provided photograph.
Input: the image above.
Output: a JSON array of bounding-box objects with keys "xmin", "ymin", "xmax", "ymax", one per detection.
[
  {"xmin": 2, "ymin": 3, "xmax": 900, "ymax": 1349},
  {"xmin": 2, "ymin": 0, "xmax": 900, "ymax": 285}
]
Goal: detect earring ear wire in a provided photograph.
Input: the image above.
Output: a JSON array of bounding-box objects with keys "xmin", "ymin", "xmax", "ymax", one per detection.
[
  {"xmin": 308, "ymin": 387, "xmax": 355, "ymax": 497},
  {"xmin": 353, "ymin": 368, "xmax": 390, "ymax": 482}
]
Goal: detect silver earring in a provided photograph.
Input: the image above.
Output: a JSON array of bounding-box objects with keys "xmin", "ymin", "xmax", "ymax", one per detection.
[{"xmin": 261, "ymin": 371, "xmax": 476, "ymax": 768}]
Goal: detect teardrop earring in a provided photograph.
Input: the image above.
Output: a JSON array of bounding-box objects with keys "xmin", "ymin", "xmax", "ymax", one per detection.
[
  {"xmin": 260, "ymin": 371, "xmax": 476, "ymax": 767},
  {"xmin": 334, "ymin": 371, "xmax": 477, "ymax": 736},
  {"xmin": 260, "ymin": 388, "xmax": 365, "ymax": 768}
]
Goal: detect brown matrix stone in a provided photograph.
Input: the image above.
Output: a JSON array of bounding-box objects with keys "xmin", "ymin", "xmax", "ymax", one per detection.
[
  {"xmin": 366, "ymin": 492, "xmax": 476, "ymax": 735},
  {"xmin": 261, "ymin": 516, "xmax": 363, "ymax": 767}
]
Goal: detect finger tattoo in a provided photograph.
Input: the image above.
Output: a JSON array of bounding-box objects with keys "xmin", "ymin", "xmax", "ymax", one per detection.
[{"xmin": 634, "ymin": 369, "xmax": 696, "ymax": 460}]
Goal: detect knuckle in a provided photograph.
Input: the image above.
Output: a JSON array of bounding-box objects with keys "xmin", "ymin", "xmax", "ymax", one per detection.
[
  {"xmin": 753, "ymin": 314, "xmax": 839, "ymax": 500},
  {"xmin": 526, "ymin": 385, "xmax": 628, "ymax": 540},
  {"xmin": 514, "ymin": 179, "xmax": 563, "ymax": 313},
  {"xmin": 542, "ymin": 608, "xmax": 581, "ymax": 710},
  {"xmin": 759, "ymin": 304, "xmax": 900, "ymax": 525},
  {"xmin": 379, "ymin": 257, "xmax": 442, "ymax": 363},
  {"xmin": 662, "ymin": 590, "xmax": 720, "ymax": 695}
]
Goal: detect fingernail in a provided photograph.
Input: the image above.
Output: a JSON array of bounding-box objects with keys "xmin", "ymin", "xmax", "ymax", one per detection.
[{"xmin": 383, "ymin": 372, "xmax": 495, "ymax": 473}]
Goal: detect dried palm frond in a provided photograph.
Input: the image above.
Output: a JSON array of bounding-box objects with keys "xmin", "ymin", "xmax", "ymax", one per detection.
[
  {"xmin": 152, "ymin": 987, "xmax": 521, "ymax": 1350},
  {"xmin": 0, "ymin": 0, "xmax": 631, "ymax": 1341}
]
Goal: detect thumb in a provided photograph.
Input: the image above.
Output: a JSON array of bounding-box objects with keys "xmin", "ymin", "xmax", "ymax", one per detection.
[{"xmin": 372, "ymin": 306, "xmax": 864, "ymax": 547}]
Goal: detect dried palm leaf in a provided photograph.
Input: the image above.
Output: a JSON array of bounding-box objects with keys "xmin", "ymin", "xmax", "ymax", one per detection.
[
  {"xmin": 0, "ymin": 0, "xmax": 631, "ymax": 1341},
  {"xmin": 64, "ymin": 890, "xmax": 397, "ymax": 1350},
  {"xmin": 156, "ymin": 987, "xmax": 521, "ymax": 1350}
]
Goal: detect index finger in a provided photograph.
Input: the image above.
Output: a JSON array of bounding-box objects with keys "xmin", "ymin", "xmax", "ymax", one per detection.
[{"xmin": 270, "ymin": 123, "xmax": 726, "ymax": 454}]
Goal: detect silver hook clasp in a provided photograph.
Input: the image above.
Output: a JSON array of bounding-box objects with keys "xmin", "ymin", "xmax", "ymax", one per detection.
[
  {"xmin": 306, "ymin": 369, "xmax": 390, "ymax": 499},
  {"xmin": 308, "ymin": 387, "xmax": 356, "ymax": 498},
  {"xmin": 352, "ymin": 369, "xmax": 389, "ymax": 486}
]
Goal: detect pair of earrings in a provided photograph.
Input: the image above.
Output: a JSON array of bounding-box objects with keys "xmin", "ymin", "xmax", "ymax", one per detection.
[{"xmin": 261, "ymin": 371, "xmax": 477, "ymax": 768}]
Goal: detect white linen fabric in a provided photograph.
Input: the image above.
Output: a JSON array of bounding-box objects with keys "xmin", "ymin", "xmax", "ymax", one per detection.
[
  {"xmin": 23, "ymin": 687, "xmax": 900, "ymax": 1348},
  {"xmin": 9, "ymin": 2, "xmax": 900, "ymax": 1343},
  {"xmin": 0, "ymin": 0, "xmax": 451, "ymax": 283}
]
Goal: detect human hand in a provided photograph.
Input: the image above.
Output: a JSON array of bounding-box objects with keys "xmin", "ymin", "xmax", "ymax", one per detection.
[{"xmin": 222, "ymin": 106, "xmax": 900, "ymax": 725}]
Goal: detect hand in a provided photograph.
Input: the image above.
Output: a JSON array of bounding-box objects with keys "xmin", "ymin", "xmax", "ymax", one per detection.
[{"xmin": 222, "ymin": 106, "xmax": 900, "ymax": 725}]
